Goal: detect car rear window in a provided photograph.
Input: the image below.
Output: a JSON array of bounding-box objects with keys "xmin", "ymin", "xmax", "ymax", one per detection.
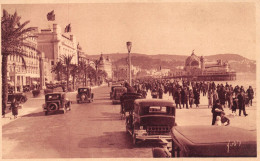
[
  {"xmin": 79, "ymin": 89, "xmax": 88, "ymax": 92},
  {"xmin": 47, "ymin": 94, "xmax": 60, "ymax": 100},
  {"xmin": 141, "ymin": 106, "xmax": 174, "ymax": 115}
]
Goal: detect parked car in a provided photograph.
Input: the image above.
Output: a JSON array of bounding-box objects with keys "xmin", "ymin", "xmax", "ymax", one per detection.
[
  {"xmin": 8, "ymin": 93, "xmax": 27, "ymax": 104},
  {"xmin": 76, "ymin": 88, "xmax": 94, "ymax": 103},
  {"xmin": 23, "ymin": 85, "xmax": 31, "ymax": 92},
  {"xmin": 110, "ymin": 85, "xmax": 122, "ymax": 99},
  {"xmin": 42, "ymin": 93, "xmax": 71, "ymax": 115},
  {"xmin": 126, "ymin": 99, "xmax": 176, "ymax": 145},
  {"xmin": 112, "ymin": 87, "xmax": 127, "ymax": 104},
  {"xmin": 152, "ymin": 125, "xmax": 257, "ymax": 157}
]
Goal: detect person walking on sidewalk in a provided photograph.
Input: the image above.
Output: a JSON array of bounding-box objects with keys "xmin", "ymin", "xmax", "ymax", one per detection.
[
  {"xmin": 10, "ymin": 98, "xmax": 19, "ymax": 119},
  {"xmin": 237, "ymin": 89, "xmax": 248, "ymax": 117}
]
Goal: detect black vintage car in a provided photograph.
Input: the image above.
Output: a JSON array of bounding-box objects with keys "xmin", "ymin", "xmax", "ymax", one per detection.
[
  {"xmin": 152, "ymin": 125, "xmax": 257, "ymax": 157},
  {"xmin": 112, "ymin": 87, "xmax": 127, "ymax": 104},
  {"xmin": 120, "ymin": 92, "xmax": 143, "ymax": 119},
  {"xmin": 76, "ymin": 88, "xmax": 94, "ymax": 103},
  {"xmin": 42, "ymin": 93, "xmax": 71, "ymax": 115},
  {"xmin": 8, "ymin": 93, "xmax": 27, "ymax": 104},
  {"xmin": 126, "ymin": 99, "xmax": 176, "ymax": 145},
  {"xmin": 110, "ymin": 85, "xmax": 122, "ymax": 99}
]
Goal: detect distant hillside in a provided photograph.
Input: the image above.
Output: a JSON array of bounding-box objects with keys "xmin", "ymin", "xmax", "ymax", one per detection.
[{"xmin": 87, "ymin": 53, "xmax": 256, "ymax": 73}]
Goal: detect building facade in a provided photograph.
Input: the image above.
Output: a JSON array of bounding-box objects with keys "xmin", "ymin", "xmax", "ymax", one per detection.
[
  {"xmin": 36, "ymin": 24, "xmax": 78, "ymax": 82},
  {"xmin": 7, "ymin": 31, "xmax": 41, "ymax": 92},
  {"xmin": 98, "ymin": 54, "xmax": 112, "ymax": 80}
]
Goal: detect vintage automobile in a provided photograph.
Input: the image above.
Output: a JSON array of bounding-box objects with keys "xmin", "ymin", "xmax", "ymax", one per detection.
[
  {"xmin": 110, "ymin": 85, "xmax": 122, "ymax": 99},
  {"xmin": 152, "ymin": 125, "xmax": 257, "ymax": 157},
  {"xmin": 23, "ymin": 85, "xmax": 31, "ymax": 92},
  {"xmin": 8, "ymin": 93, "xmax": 27, "ymax": 104},
  {"xmin": 112, "ymin": 87, "xmax": 127, "ymax": 104},
  {"xmin": 42, "ymin": 93, "xmax": 72, "ymax": 115},
  {"xmin": 126, "ymin": 99, "xmax": 176, "ymax": 145},
  {"xmin": 76, "ymin": 88, "xmax": 94, "ymax": 103},
  {"xmin": 120, "ymin": 92, "xmax": 143, "ymax": 119}
]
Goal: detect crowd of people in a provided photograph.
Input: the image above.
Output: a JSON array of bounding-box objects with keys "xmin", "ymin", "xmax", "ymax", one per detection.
[{"xmin": 125, "ymin": 79, "xmax": 254, "ymax": 126}]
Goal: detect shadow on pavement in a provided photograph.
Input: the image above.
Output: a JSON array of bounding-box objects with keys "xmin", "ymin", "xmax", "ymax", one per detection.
[
  {"xmin": 90, "ymin": 112, "xmax": 122, "ymax": 121},
  {"xmin": 22, "ymin": 110, "xmax": 65, "ymax": 117},
  {"xmin": 78, "ymin": 131, "xmax": 163, "ymax": 149}
]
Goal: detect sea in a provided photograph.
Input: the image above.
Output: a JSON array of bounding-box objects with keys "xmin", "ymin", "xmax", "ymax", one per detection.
[{"xmin": 214, "ymin": 72, "xmax": 256, "ymax": 92}]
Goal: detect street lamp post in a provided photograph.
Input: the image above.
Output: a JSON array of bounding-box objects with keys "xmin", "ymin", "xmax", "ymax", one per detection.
[
  {"xmin": 126, "ymin": 41, "xmax": 132, "ymax": 86},
  {"xmin": 13, "ymin": 63, "xmax": 17, "ymax": 93}
]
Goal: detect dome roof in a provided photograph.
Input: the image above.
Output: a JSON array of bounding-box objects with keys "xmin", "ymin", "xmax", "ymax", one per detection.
[{"xmin": 185, "ymin": 51, "xmax": 200, "ymax": 66}]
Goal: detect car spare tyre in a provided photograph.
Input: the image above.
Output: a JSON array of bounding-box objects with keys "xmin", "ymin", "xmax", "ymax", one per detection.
[
  {"xmin": 80, "ymin": 94, "xmax": 86, "ymax": 101},
  {"xmin": 47, "ymin": 103, "xmax": 58, "ymax": 111}
]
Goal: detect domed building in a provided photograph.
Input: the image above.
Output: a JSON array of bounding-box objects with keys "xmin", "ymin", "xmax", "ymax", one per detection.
[{"xmin": 182, "ymin": 50, "xmax": 236, "ymax": 81}]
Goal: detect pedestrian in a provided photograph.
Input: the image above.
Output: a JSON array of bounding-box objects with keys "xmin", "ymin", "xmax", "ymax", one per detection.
[
  {"xmin": 237, "ymin": 90, "xmax": 248, "ymax": 117},
  {"xmin": 231, "ymin": 95, "xmax": 238, "ymax": 115},
  {"xmin": 220, "ymin": 112, "xmax": 230, "ymax": 126},
  {"xmin": 212, "ymin": 89, "xmax": 218, "ymax": 106},
  {"xmin": 194, "ymin": 88, "xmax": 200, "ymax": 108},
  {"xmin": 247, "ymin": 86, "xmax": 254, "ymax": 106},
  {"xmin": 10, "ymin": 98, "xmax": 19, "ymax": 119},
  {"xmin": 158, "ymin": 86, "xmax": 163, "ymax": 99},
  {"xmin": 188, "ymin": 89, "xmax": 194, "ymax": 108},
  {"xmin": 181, "ymin": 87, "xmax": 189, "ymax": 109},
  {"xmin": 208, "ymin": 89, "xmax": 213, "ymax": 108},
  {"xmin": 174, "ymin": 88, "xmax": 182, "ymax": 109},
  {"xmin": 211, "ymin": 99, "xmax": 224, "ymax": 125}
]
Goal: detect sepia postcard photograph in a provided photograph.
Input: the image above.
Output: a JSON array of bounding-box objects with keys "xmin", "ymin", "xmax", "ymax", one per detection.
[{"xmin": 1, "ymin": 0, "xmax": 259, "ymax": 159}]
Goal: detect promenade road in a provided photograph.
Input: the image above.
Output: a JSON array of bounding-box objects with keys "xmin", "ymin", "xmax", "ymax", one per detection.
[{"xmin": 2, "ymin": 85, "xmax": 256, "ymax": 158}]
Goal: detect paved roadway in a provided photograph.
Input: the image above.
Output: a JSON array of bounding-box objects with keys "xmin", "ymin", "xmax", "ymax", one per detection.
[
  {"xmin": 2, "ymin": 85, "xmax": 256, "ymax": 158},
  {"xmin": 2, "ymin": 85, "xmax": 155, "ymax": 158}
]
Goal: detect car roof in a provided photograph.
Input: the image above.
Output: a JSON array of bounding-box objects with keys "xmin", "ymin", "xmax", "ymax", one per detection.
[
  {"xmin": 114, "ymin": 87, "xmax": 126, "ymax": 90},
  {"xmin": 46, "ymin": 92, "xmax": 64, "ymax": 95},
  {"xmin": 134, "ymin": 99, "xmax": 175, "ymax": 107},
  {"xmin": 172, "ymin": 125, "xmax": 256, "ymax": 144}
]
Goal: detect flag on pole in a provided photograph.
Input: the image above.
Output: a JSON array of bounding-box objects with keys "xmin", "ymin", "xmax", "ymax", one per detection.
[
  {"xmin": 65, "ymin": 24, "xmax": 71, "ymax": 32},
  {"xmin": 47, "ymin": 10, "xmax": 55, "ymax": 21}
]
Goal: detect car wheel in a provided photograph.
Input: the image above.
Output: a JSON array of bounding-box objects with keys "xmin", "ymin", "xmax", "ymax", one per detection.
[
  {"xmin": 45, "ymin": 111, "xmax": 48, "ymax": 115},
  {"xmin": 152, "ymin": 148, "xmax": 169, "ymax": 158}
]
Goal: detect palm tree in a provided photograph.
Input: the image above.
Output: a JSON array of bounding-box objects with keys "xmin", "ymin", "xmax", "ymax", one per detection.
[
  {"xmin": 70, "ymin": 64, "xmax": 78, "ymax": 90},
  {"xmin": 2, "ymin": 10, "xmax": 35, "ymax": 116},
  {"xmin": 51, "ymin": 61, "xmax": 64, "ymax": 81},
  {"xmin": 78, "ymin": 60, "xmax": 88, "ymax": 86},
  {"xmin": 61, "ymin": 55, "xmax": 74, "ymax": 91}
]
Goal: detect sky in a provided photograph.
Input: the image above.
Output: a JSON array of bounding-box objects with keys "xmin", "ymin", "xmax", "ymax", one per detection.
[{"xmin": 2, "ymin": 2, "xmax": 257, "ymax": 60}]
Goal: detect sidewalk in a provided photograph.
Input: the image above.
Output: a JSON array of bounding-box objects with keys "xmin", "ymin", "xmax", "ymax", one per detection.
[{"xmin": 1, "ymin": 84, "xmax": 106, "ymax": 126}]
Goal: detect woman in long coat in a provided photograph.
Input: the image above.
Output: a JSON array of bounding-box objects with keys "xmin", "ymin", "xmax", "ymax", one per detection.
[
  {"xmin": 193, "ymin": 88, "xmax": 200, "ymax": 108},
  {"xmin": 10, "ymin": 98, "xmax": 19, "ymax": 119}
]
